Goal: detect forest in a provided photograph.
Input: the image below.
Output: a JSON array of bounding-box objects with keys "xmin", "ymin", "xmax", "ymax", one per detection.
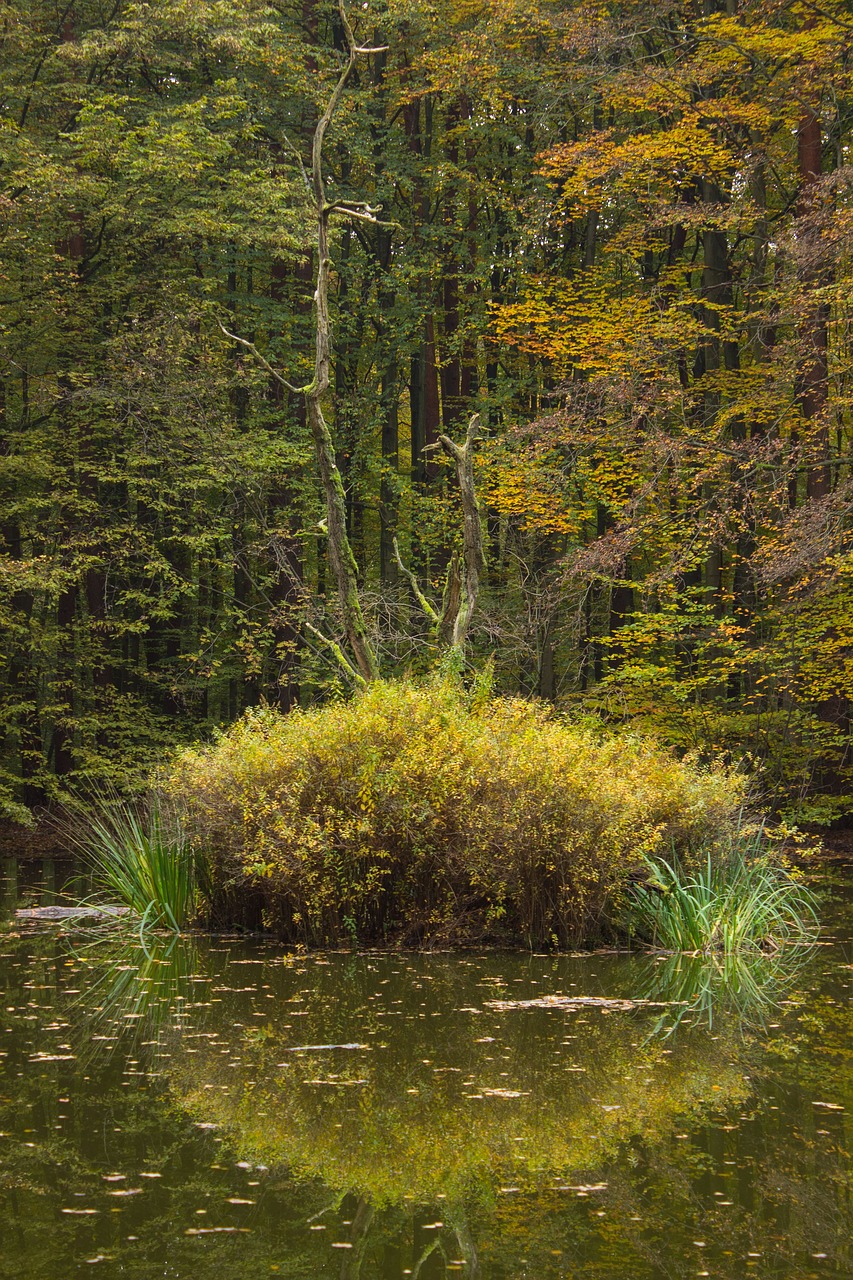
[{"xmin": 1, "ymin": 0, "xmax": 851, "ymax": 829}]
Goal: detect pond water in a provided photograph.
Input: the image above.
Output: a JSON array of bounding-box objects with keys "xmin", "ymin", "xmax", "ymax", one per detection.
[{"xmin": 0, "ymin": 860, "xmax": 850, "ymax": 1279}]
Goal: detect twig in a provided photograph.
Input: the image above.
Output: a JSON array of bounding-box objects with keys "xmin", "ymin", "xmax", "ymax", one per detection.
[
  {"xmin": 219, "ymin": 325, "xmax": 304, "ymax": 394},
  {"xmin": 278, "ymin": 128, "xmax": 311, "ymax": 194}
]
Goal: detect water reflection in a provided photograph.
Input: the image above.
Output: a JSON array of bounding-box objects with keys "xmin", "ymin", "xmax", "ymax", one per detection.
[
  {"xmin": 0, "ymin": 887, "xmax": 849, "ymax": 1279},
  {"xmin": 639, "ymin": 946, "xmax": 818, "ymax": 1034},
  {"xmin": 66, "ymin": 931, "xmax": 206, "ymax": 1061}
]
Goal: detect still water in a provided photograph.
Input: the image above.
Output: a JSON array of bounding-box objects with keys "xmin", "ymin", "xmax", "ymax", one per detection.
[{"xmin": 0, "ymin": 860, "xmax": 850, "ymax": 1279}]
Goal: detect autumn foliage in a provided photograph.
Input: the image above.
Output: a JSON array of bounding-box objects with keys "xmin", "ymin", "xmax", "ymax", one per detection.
[
  {"xmin": 0, "ymin": 0, "xmax": 851, "ymax": 825},
  {"xmin": 169, "ymin": 679, "xmax": 744, "ymax": 946}
]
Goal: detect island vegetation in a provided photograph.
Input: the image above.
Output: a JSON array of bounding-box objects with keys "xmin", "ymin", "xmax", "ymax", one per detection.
[
  {"xmin": 2, "ymin": 0, "xmax": 850, "ymax": 945},
  {"xmin": 168, "ymin": 675, "xmax": 749, "ymax": 945}
]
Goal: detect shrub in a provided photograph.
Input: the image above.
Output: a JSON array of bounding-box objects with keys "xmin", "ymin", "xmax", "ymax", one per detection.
[{"xmin": 168, "ymin": 679, "xmax": 746, "ymax": 946}]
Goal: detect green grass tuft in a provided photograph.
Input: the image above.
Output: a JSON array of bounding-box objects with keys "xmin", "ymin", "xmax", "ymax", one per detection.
[
  {"xmin": 66, "ymin": 789, "xmax": 201, "ymax": 933},
  {"xmin": 626, "ymin": 843, "xmax": 819, "ymax": 953}
]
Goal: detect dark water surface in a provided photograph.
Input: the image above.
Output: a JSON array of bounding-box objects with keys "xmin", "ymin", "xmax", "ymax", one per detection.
[{"xmin": 0, "ymin": 861, "xmax": 850, "ymax": 1280}]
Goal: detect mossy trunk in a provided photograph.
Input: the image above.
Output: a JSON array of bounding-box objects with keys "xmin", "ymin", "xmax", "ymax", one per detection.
[{"xmin": 302, "ymin": 2, "xmax": 381, "ymax": 684}]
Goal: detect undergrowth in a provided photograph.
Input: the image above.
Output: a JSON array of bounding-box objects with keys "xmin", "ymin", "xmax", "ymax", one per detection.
[{"xmin": 168, "ymin": 677, "xmax": 746, "ymax": 946}]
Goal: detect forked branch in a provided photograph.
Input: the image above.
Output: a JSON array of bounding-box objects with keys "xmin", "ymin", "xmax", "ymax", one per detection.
[
  {"xmin": 400, "ymin": 413, "xmax": 485, "ymax": 652},
  {"xmin": 434, "ymin": 414, "xmax": 485, "ymax": 649}
]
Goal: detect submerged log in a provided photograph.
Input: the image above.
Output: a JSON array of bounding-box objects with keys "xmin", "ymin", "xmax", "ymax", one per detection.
[{"xmin": 484, "ymin": 995, "xmax": 670, "ymax": 1012}]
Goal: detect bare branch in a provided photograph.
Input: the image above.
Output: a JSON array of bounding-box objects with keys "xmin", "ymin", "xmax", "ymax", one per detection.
[
  {"xmin": 325, "ymin": 198, "xmax": 383, "ymax": 213},
  {"xmin": 393, "ymin": 536, "xmax": 440, "ymax": 625},
  {"xmin": 331, "ymin": 207, "xmax": 398, "ymax": 228},
  {"xmin": 303, "ymin": 620, "xmax": 367, "ymax": 688},
  {"xmin": 278, "ymin": 128, "xmax": 311, "ymax": 194},
  {"xmin": 219, "ymin": 324, "xmax": 304, "ymax": 395}
]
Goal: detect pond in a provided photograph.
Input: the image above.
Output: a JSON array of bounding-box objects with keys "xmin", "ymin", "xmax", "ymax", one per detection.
[{"xmin": 0, "ymin": 859, "xmax": 850, "ymax": 1279}]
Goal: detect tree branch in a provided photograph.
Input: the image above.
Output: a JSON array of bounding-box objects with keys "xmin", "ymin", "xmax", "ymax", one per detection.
[
  {"xmin": 303, "ymin": 621, "xmax": 367, "ymax": 688},
  {"xmin": 393, "ymin": 536, "xmax": 440, "ymax": 625},
  {"xmin": 278, "ymin": 128, "xmax": 311, "ymax": 194},
  {"xmin": 219, "ymin": 325, "xmax": 304, "ymax": 394}
]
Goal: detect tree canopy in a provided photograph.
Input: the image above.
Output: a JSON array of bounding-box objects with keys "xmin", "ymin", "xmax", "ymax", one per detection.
[{"xmin": 1, "ymin": 0, "xmax": 851, "ymax": 822}]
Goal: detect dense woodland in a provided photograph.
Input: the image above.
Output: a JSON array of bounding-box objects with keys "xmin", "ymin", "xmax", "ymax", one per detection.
[{"xmin": 1, "ymin": 0, "xmax": 852, "ymax": 824}]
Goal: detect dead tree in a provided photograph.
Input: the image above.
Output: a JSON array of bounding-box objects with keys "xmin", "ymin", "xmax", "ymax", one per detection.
[
  {"xmin": 223, "ymin": 1, "xmax": 388, "ymax": 685},
  {"xmin": 394, "ymin": 413, "xmax": 486, "ymax": 652},
  {"xmin": 225, "ymin": 5, "xmax": 485, "ymax": 681}
]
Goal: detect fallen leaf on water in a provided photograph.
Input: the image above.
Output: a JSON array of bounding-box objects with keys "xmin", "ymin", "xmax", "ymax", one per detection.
[{"xmin": 185, "ymin": 1227, "xmax": 252, "ymax": 1235}]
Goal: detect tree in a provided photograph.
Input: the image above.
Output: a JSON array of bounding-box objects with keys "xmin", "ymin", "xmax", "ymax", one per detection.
[{"xmin": 1, "ymin": 0, "xmax": 851, "ymax": 822}]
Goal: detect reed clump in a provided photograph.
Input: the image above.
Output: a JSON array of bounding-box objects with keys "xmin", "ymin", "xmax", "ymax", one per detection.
[
  {"xmin": 168, "ymin": 678, "xmax": 745, "ymax": 946},
  {"xmin": 67, "ymin": 790, "xmax": 201, "ymax": 933},
  {"xmin": 626, "ymin": 842, "xmax": 819, "ymax": 953}
]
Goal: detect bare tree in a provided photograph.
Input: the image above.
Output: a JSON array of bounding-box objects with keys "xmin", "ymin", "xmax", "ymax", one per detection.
[
  {"xmin": 394, "ymin": 414, "xmax": 486, "ymax": 652},
  {"xmin": 223, "ymin": 0, "xmax": 389, "ymax": 685}
]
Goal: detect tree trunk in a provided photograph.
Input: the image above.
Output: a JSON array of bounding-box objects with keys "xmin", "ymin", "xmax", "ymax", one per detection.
[{"xmin": 797, "ymin": 109, "xmax": 830, "ymax": 500}]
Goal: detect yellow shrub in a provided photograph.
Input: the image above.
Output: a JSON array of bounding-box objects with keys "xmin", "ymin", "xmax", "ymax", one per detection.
[{"xmin": 168, "ymin": 679, "xmax": 745, "ymax": 946}]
